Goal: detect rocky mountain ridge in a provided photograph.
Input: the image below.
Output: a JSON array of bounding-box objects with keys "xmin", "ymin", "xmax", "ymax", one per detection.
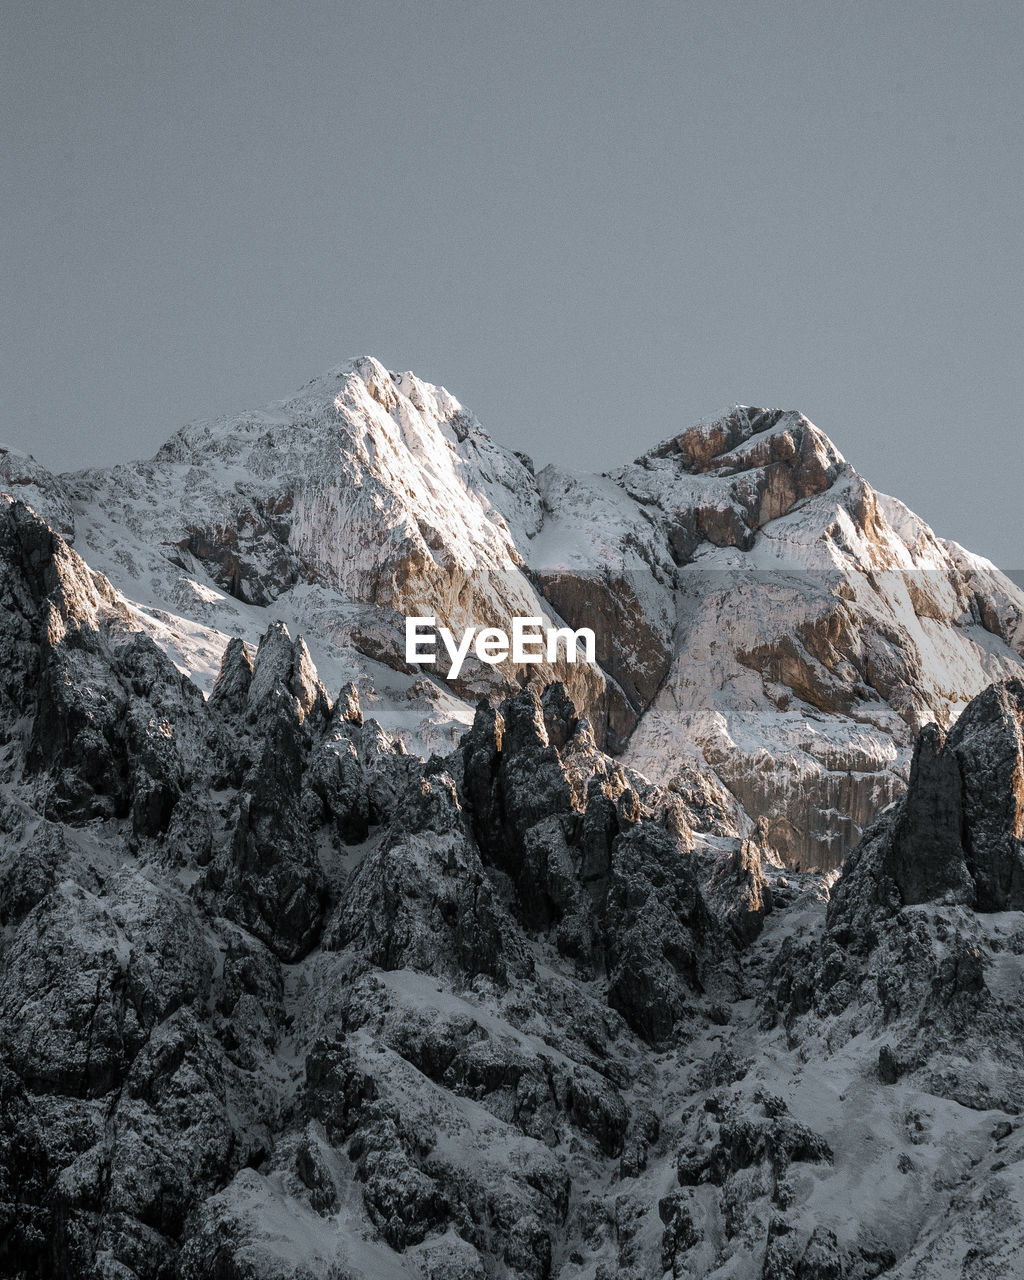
[
  {"xmin": 3, "ymin": 357, "xmax": 1021, "ymax": 871},
  {"xmin": 0, "ymin": 488, "xmax": 1023, "ymax": 1277}
]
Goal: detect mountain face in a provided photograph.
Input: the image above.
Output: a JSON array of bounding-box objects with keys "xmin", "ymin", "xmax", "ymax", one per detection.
[
  {"xmin": 8, "ymin": 357, "xmax": 1021, "ymax": 872},
  {"xmin": 1, "ymin": 359, "xmax": 1024, "ymax": 1278}
]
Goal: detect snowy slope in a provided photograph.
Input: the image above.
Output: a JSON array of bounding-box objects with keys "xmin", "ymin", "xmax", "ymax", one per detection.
[
  {"xmin": 7, "ymin": 362, "xmax": 1023, "ymax": 869},
  {"xmin": 529, "ymin": 407, "xmax": 1024, "ymax": 868}
]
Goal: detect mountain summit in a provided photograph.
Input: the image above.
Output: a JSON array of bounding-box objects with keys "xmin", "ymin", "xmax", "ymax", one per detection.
[{"xmin": 7, "ymin": 355, "xmax": 1017, "ymax": 871}]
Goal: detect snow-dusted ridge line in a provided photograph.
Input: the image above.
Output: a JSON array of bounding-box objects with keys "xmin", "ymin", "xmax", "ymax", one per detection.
[{"xmin": 3, "ymin": 353, "xmax": 1023, "ymax": 870}]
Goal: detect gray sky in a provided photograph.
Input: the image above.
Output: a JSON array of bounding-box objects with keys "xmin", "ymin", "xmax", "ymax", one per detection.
[{"xmin": 3, "ymin": 1, "xmax": 1021, "ymax": 566}]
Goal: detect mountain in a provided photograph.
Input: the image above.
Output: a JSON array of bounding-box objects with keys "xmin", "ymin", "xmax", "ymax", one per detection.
[
  {"xmin": 8, "ymin": 356, "xmax": 1022, "ymax": 870},
  {"xmin": 0, "ymin": 358, "xmax": 1023, "ymax": 1278}
]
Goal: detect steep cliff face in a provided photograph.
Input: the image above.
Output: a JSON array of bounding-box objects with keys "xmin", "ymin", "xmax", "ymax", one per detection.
[
  {"xmin": 538, "ymin": 406, "xmax": 1024, "ymax": 869},
  {"xmin": 11, "ymin": 357, "xmax": 1024, "ymax": 866},
  {"xmin": 534, "ymin": 410, "xmax": 1022, "ymax": 869},
  {"xmin": 2, "ymin": 496, "xmax": 1024, "ymax": 1277}
]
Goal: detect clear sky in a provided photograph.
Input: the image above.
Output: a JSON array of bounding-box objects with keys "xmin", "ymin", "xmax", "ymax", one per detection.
[{"xmin": 3, "ymin": 1, "xmax": 1021, "ymax": 566}]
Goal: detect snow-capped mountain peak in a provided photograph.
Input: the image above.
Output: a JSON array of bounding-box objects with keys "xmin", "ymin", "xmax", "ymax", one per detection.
[{"xmin": 4, "ymin": 360, "xmax": 1022, "ymax": 871}]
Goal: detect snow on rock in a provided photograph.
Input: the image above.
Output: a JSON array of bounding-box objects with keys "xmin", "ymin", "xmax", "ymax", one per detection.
[
  {"xmin": 0, "ymin": 443, "xmax": 76, "ymax": 540},
  {"xmin": 7, "ymin": 370, "xmax": 1024, "ymax": 871},
  {"xmin": 0, "ymin": 490, "xmax": 1023, "ymax": 1276}
]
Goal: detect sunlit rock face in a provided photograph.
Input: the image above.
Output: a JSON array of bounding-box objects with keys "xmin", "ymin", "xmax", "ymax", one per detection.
[
  {"xmin": 14, "ymin": 358, "xmax": 1024, "ymax": 871},
  {"xmin": 535, "ymin": 404, "xmax": 1024, "ymax": 870}
]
